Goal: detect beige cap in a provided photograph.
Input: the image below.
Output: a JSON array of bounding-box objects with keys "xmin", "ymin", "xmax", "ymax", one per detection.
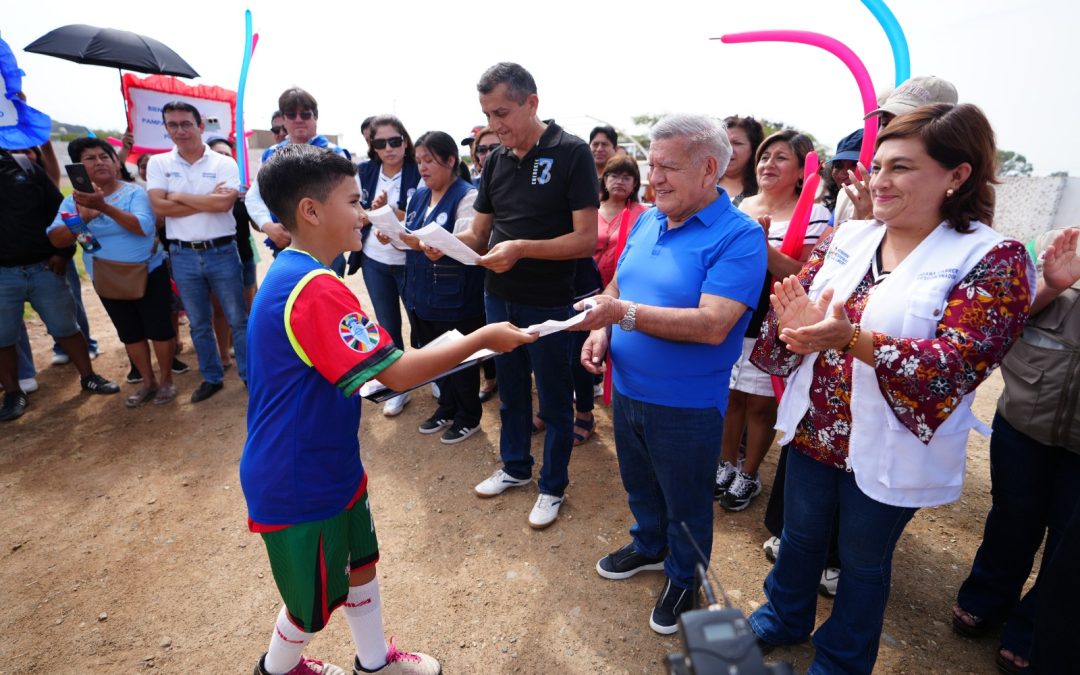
[{"xmin": 864, "ymin": 75, "xmax": 958, "ymax": 119}]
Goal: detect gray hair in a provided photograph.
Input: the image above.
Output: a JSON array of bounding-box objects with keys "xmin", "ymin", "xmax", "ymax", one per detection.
[
  {"xmin": 650, "ymin": 113, "xmax": 731, "ymax": 176},
  {"xmin": 477, "ymin": 62, "xmax": 537, "ymax": 105}
]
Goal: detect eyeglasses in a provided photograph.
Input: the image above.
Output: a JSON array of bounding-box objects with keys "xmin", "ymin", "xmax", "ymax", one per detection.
[
  {"xmin": 371, "ymin": 136, "xmax": 404, "ymax": 150},
  {"xmin": 605, "ymin": 173, "xmax": 634, "ymax": 182},
  {"xmin": 270, "ymin": 125, "xmax": 286, "ymax": 135},
  {"xmin": 165, "ymin": 121, "xmax": 196, "ymax": 131},
  {"xmin": 475, "ymin": 143, "xmax": 500, "ymax": 155},
  {"xmin": 283, "ymin": 110, "xmax": 314, "ymax": 121}
]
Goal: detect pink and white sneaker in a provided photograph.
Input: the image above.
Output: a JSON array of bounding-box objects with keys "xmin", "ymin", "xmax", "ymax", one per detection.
[
  {"xmin": 353, "ymin": 637, "xmax": 441, "ymax": 674},
  {"xmin": 255, "ymin": 654, "xmax": 347, "ymax": 675}
]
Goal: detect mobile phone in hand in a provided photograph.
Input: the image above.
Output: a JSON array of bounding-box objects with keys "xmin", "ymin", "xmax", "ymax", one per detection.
[{"xmin": 65, "ymin": 163, "xmax": 95, "ymax": 193}]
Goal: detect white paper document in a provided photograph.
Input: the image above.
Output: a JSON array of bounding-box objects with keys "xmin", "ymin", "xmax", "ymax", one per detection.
[
  {"xmin": 412, "ymin": 222, "xmax": 481, "ymax": 265},
  {"xmin": 523, "ymin": 298, "xmax": 598, "ymax": 337},
  {"xmin": 357, "ymin": 330, "xmax": 495, "ymax": 400},
  {"xmin": 366, "ymin": 205, "xmax": 409, "ymax": 245}
]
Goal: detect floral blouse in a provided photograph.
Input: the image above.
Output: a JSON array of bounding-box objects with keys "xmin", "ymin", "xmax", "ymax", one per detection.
[{"xmin": 750, "ymin": 234, "xmax": 1033, "ymax": 469}]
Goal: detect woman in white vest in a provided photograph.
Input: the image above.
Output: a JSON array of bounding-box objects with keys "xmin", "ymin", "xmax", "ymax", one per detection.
[{"xmin": 745, "ymin": 103, "xmax": 1035, "ymax": 674}]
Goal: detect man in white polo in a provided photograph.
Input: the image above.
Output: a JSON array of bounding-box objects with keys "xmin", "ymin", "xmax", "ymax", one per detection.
[{"xmin": 147, "ymin": 101, "xmax": 247, "ymax": 403}]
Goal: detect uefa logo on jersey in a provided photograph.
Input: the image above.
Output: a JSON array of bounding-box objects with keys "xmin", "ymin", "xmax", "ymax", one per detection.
[{"xmin": 339, "ymin": 312, "xmax": 381, "ymax": 353}]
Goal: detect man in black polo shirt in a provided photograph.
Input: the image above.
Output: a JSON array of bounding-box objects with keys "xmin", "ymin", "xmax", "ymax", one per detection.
[
  {"xmin": 443, "ymin": 62, "xmax": 598, "ymax": 529},
  {"xmin": 0, "ymin": 149, "xmax": 119, "ymax": 420}
]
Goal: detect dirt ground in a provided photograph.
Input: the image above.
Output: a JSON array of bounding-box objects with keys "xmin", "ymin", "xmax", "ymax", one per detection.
[{"xmin": 1, "ymin": 267, "xmax": 1022, "ymax": 674}]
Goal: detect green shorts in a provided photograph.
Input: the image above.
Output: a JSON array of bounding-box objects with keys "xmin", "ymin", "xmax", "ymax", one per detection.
[{"xmin": 261, "ymin": 491, "xmax": 380, "ymax": 632}]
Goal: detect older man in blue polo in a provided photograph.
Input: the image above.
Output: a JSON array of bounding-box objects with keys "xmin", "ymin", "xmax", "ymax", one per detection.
[{"xmin": 575, "ymin": 113, "xmax": 766, "ymax": 634}]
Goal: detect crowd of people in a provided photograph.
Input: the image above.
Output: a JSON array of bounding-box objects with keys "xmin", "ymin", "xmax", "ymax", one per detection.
[{"xmin": 2, "ymin": 60, "xmax": 1078, "ymax": 675}]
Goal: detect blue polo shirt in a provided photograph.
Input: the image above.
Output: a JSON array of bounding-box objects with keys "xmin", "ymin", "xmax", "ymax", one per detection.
[{"xmin": 610, "ymin": 189, "xmax": 765, "ymax": 412}]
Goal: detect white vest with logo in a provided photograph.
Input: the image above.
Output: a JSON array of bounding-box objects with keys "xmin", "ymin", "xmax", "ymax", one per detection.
[{"xmin": 776, "ymin": 219, "xmax": 1006, "ymax": 507}]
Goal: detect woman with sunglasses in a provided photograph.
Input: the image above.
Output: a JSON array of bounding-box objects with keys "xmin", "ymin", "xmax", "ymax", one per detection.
[
  {"xmin": 355, "ymin": 115, "xmax": 422, "ymax": 417},
  {"xmin": 468, "ymin": 126, "xmax": 501, "ymax": 400},
  {"xmin": 469, "ymin": 126, "xmax": 500, "ymax": 186}
]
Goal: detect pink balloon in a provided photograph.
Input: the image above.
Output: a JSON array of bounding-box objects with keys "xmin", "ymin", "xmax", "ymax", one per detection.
[{"xmin": 716, "ymin": 30, "xmax": 878, "ymax": 168}]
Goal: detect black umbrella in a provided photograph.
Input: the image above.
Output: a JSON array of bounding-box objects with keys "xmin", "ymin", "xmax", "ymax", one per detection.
[{"xmin": 25, "ymin": 24, "xmax": 199, "ymax": 78}]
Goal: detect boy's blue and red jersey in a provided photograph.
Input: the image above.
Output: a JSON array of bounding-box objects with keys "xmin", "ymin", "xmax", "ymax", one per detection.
[{"xmin": 240, "ymin": 249, "xmax": 402, "ymax": 527}]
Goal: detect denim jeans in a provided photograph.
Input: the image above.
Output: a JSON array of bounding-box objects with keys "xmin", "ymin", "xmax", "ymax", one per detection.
[
  {"xmin": 361, "ymin": 255, "xmax": 407, "ymax": 350},
  {"xmin": 749, "ymin": 447, "xmax": 916, "ymax": 675},
  {"xmin": 52, "ymin": 261, "xmax": 97, "ymax": 356},
  {"xmin": 169, "ymin": 242, "xmax": 248, "ymax": 383},
  {"xmin": 612, "ymin": 390, "xmax": 723, "ymax": 590},
  {"xmin": 16, "ymin": 322, "xmax": 35, "ymax": 380},
  {"xmin": 484, "ymin": 294, "xmax": 574, "ymax": 496},
  {"xmin": 0, "ymin": 262, "xmax": 80, "ymax": 346},
  {"xmin": 957, "ymin": 412, "xmax": 1080, "ymax": 660}
]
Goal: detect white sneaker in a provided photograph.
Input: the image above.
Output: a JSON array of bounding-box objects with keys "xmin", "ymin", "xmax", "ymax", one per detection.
[
  {"xmin": 763, "ymin": 536, "xmax": 780, "ymax": 562},
  {"xmin": 528, "ymin": 493, "xmax": 564, "ymax": 529},
  {"xmin": 50, "ymin": 353, "xmax": 70, "ymax": 366},
  {"xmin": 819, "ymin": 567, "xmax": 840, "ymax": 597},
  {"xmin": 431, "ymin": 382, "xmax": 440, "ymax": 399},
  {"xmin": 474, "ymin": 469, "xmax": 530, "ymax": 498},
  {"xmin": 355, "ymin": 637, "xmax": 441, "ymax": 674},
  {"xmin": 88, "ymin": 347, "xmax": 99, "ymax": 360},
  {"xmin": 18, "ymin": 377, "xmax": 39, "ymax": 393},
  {"xmin": 382, "ymin": 392, "xmax": 411, "ymax": 417}
]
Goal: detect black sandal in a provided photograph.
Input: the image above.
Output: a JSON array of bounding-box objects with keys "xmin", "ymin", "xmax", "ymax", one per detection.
[
  {"xmin": 573, "ymin": 413, "xmax": 595, "ymax": 446},
  {"xmin": 951, "ymin": 607, "xmax": 998, "ymax": 639}
]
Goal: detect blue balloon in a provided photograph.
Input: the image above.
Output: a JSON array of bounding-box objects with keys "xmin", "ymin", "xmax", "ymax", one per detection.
[
  {"xmin": 0, "ymin": 33, "xmax": 52, "ymax": 150},
  {"xmin": 861, "ymin": 0, "xmax": 910, "ymax": 86}
]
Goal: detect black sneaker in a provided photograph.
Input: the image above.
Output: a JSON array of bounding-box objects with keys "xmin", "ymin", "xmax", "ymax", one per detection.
[
  {"xmin": 719, "ymin": 471, "xmax": 762, "ymax": 512},
  {"xmin": 81, "ymin": 373, "xmax": 120, "ymax": 395},
  {"xmin": 714, "ymin": 460, "xmax": 738, "ymax": 500},
  {"xmin": 126, "ymin": 365, "xmax": 143, "ymax": 384},
  {"xmin": 650, "ymin": 577, "xmax": 697, "ymax": 635},
  {"xmin": 418, "ymin": 414, "xmax": 452, "ymax": 435},
  {"xmin": 0, "ymin": 391, "xmax": 29, "ymax": 421},
  {"xmin": 440, "ymin": 422, "xmax": 480, "ymax": 445},
  {"xmin": 171, "ymin": 357, "xmax": 190, "ymax": 375},
  {"xmin": 190, "ymin": 381, "xmax": 223, "ymax": 403},
  {"xmin": 596, "ymin": 542, "xmax": 667, "ymax": 580}
]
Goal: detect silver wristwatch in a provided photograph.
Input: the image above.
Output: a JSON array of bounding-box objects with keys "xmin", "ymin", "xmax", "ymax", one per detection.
[{"xmin": 618, "ymin": 302, "xmax": 638, "ymax": 331}]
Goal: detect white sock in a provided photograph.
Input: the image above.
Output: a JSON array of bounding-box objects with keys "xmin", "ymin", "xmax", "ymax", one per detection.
[
  {"xmin": 264, "ymin": 606, "xmax": 314, "ymax": 674},
  {"xmin": 343, "ymin": 577, "xmax": 390, "ymax": 671}
]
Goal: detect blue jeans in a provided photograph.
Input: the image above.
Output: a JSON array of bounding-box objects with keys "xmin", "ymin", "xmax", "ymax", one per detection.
[
  {"xmin": 0, "ymin": 262, "xmax": 81, "ymax": 347},
  {"xmin": 612, "ymin": 390, "xmax": 723, "ymax": 589},
  {"xmin": 957, "ymin": 413, "xmax": 1080, "ymax": 660},
  {"xmin": 361, "ymin": 255, "xmax": 407, "ymax": 350},
  {"xmin": 16, "ymin": 322, "xmax": 35, "ymax": 380},
  {"xmin": 749, "ymin": 448, "xmax": 916, "ymax": 675},
  {"xmin": 169, "ymin": 243, "xmax": 248, "ymax": 383},
  {"xmin": 485, "ymin": 294, "xmax": 574, "ymax": 496},
  {"xmin": 52, "ymin": 261, "xmax": 97, "ymax": 356}
]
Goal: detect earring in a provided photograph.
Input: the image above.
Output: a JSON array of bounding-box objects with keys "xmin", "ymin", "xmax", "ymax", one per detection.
[{"xmin": 946, "ymin": 188, "xmax": 955, "ymax": 198}]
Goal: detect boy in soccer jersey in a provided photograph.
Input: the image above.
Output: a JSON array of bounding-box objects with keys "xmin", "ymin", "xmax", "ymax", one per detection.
[{"xmin": 241, "ymin": 144, "xmax": 536, "ymax": 675}]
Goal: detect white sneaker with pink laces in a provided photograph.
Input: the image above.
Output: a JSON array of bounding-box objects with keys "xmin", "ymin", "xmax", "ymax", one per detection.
[
  {"xmin": 352, "ymin": 637, "xmax": 441, "ymax": 674},
  {"xmin": 255, "ymin": 654, "xmax": 347, "ymax": 675}
]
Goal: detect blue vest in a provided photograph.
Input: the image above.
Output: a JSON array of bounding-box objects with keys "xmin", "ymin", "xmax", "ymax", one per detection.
[
  {"xmin": 403, "ymin": 178, "xmax": 485, "ymax": 321},
  {"xmin": 357, "ymin": 159, "xmax": 420, "ymax": 211}
]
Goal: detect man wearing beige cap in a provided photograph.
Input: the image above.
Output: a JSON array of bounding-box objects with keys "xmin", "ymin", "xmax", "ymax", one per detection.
[{"xmin": 835, "ymin": 75, "xmax": 958, "ymax": 225}]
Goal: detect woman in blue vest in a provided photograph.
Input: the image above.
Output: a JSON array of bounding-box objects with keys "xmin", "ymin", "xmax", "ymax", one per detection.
[
  {"xmin": 353, "ymin": 115, "xmax": 422, "ymax": 417},
  {"xmin": 400, "ymin": 131, "xmax": 486, "ymax": 444}
]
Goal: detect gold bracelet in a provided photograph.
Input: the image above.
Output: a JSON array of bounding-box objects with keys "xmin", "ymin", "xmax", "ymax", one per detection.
[{"xmin": 843, "ymin": 323, "xmax": 861, "ymax": 353}]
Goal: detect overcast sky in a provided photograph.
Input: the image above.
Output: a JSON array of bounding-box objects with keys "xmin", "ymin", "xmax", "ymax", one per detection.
[{"xmin": 9, "ymin": 0, "xmax": 1078, "ymax": 174}]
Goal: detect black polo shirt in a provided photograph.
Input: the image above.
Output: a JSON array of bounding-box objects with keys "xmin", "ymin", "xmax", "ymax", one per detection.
[{"xmin": 475, "ymin": 121, "xmax": 599, "ymax": 307}]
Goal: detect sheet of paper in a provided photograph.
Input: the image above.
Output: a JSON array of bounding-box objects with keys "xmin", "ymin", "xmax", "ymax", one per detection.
[
  {"xmin": 412, "ymin": 222, "xmax": 481, "ymax": 265},
  {"xmin": 356, "ymin": 329, "xmax": 496, "ymax": 400},
  {"xmin": 366, "ymin": 205, "xmax": 409, "ymax": 244},
  {"xmin": 523, "ymin": 298, "xmax": 598, "ymax": 337}
]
